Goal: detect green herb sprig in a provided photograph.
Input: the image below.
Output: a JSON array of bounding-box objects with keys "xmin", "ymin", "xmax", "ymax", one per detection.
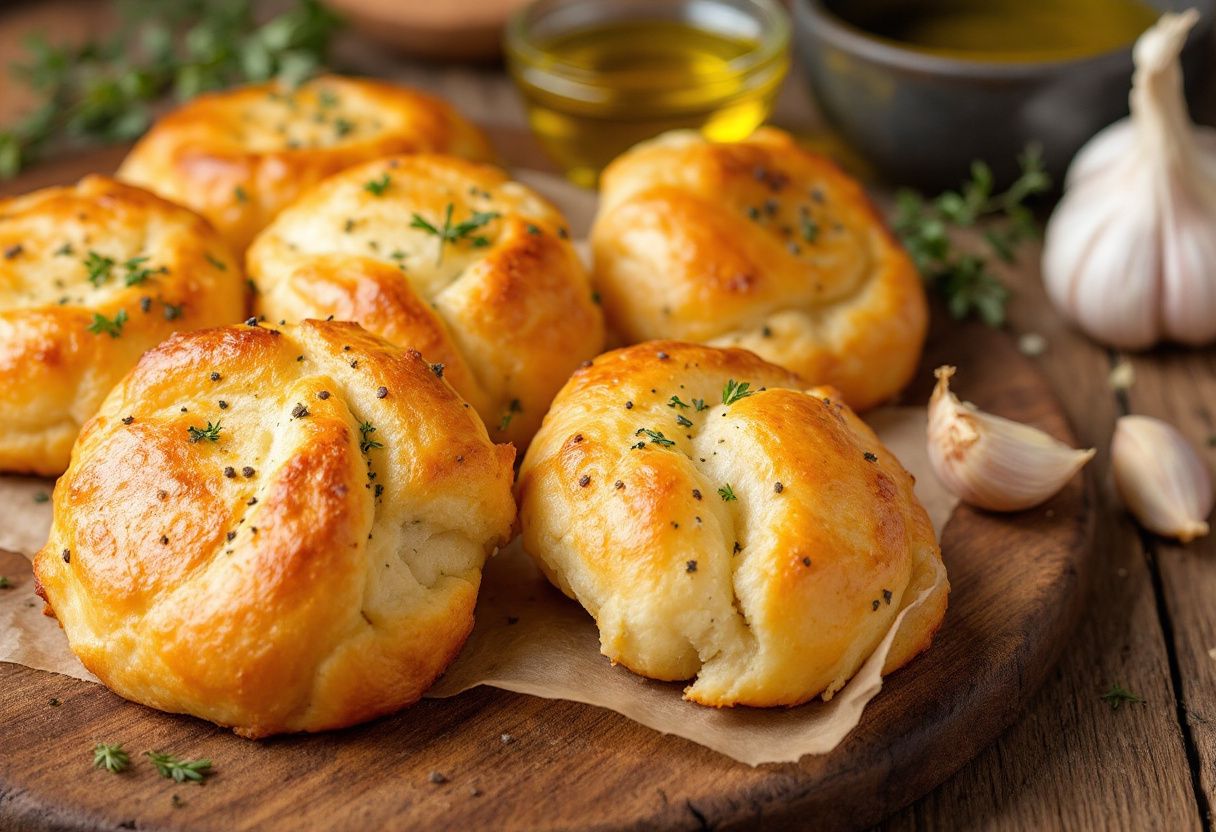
[
  {"xmin": 0, "ymin": 0, "xmax": 341, "ymax": 178},
  {"xmin": 187, "ymin": 420, "xmax": 222, "ymax": 443},
  {"xmin": 145, "ymin": 751, "xmax": 212, "ymax": 783},
  {"xmin": 1101, "ymin": 683, "xmax": 1144, "ymax": 710},
  {"xmin": 86, "ymin": 309, "xmax": 127, "ymax": 337},
  {"xmin": 722, "ymin": 379, "xmax": 755, "ymax": 406},
  {"xmin": 893, "ymin": 145, "xmax": 1051, "ymax": 327},
  {"xmin": 410, "ymin": 204, "xmax": 500, "ymax": 266},
  {"xmin": 93, "ymin": 743, "xmax": 131, "ymax": 773}
]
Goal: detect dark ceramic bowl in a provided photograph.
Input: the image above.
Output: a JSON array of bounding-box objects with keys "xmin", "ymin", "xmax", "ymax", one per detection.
[{"xmin": 792, "ymin": 0, "xmax": 1214, "ymax": 190}]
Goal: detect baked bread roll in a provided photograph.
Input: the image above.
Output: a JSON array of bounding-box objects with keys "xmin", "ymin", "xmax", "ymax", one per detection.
[
  {"xmin": 0, "ymin": 175, "xmax": 245, "ymax": 476},
  {"xmin": 118, "ymin": 75, "xmax": 494, "ymax": 253},
  {"xmin": 33, "ymin": 319, "xmax": 515, "ymax": 737},
  {"xmin": 248, "ymin": 154, "xmax": 604, "ymax": 447},
  {"xmin": 591, "ymin": 128, "xmax": 928, "ymax": 411},
  {"xmin": 518, "ymin": 341, "xmax": 948, "ymax": 706}
]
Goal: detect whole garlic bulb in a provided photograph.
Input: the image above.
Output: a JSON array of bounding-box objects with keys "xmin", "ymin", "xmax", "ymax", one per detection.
[
  {"xmin": 1112, "ymin": 415, "xmax": 1212, "ymax": 541},
  {"xmin": 1043, "ymin": 11, "xmax": 1216, "ymax": 349},
  {"xmin": 927, "ymin": 366, "xmax": 1095, "ymax": 512}
]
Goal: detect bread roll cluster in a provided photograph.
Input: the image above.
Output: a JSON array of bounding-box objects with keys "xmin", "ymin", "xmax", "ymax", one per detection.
[{"xmin": 12, "ymin": 74, "xmax": 943, "ymax": 737}]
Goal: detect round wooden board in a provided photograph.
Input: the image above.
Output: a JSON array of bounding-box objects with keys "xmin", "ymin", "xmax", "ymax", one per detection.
[{"xmin": 0, "ymin": 130, "xmax": 1092, "ymax": 832}]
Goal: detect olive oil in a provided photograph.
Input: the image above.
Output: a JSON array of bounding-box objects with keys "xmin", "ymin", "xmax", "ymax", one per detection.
[
  {"xmin": 832, "ymin": 0, "xmax": 1159, "ymax": 62},
  {"xmin": 509, "ymin": 19, "xmax": 788, "ymax": 187}
]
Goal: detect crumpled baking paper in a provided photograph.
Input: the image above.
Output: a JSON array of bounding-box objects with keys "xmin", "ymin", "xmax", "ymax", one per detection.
[{"xmin": 0, "ymin": 408, "xmax": 954, "ymax": 765}]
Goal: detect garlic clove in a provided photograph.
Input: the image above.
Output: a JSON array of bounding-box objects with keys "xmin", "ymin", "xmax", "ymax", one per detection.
[
  {"xmin": 1112, "ymin": 415, "xmax": 1213, "ymax": 542},
  {"xmin": 927, "ymin": 366, "xmax": 1095, "ymax": 512}
]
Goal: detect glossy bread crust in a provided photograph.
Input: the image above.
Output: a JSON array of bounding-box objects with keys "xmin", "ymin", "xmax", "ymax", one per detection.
[
  {"xmin": 34, "ymin": 319, "xmax": 516, "ymax": 737},
  {"xmin": 118, "ymin": 75, "xmax": 494, "ymax": 252},
  {"xmin": 0, "ymin": 175, "xmax": 245, "ymax": 475},
  {"xmin": 248, "ymin": 154, "xmax": 605, "ymax": 448},
  {"xmin": 591, "ymin": 128, "xmax": 928, "ymax": 411},
  {"xmin": 518, "ymin": 341, "xmax": 947, "ymax": 706}
]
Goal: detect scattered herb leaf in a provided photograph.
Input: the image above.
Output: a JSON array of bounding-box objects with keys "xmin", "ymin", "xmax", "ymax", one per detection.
[
  {"xmin": 893, "ymin": 145, "xmax": 1051, "ymax": 327},
  {"xmin": 93, "ymin": 743, "xmax": 131, "ymax": 774}
]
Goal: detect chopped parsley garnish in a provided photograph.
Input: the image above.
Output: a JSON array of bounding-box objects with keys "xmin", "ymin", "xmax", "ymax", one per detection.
[
  {"xmin": 93, "ymin": 743, "xmax": 131, "ymax": 773},
  {"xmin": 410, "ymin": 204, "xmax": 500, "ymax": 266},
  {"xmin": 800, "ymin": 216, "xmax": 820, "ymax": 243},
  {"xmin": 145, "ymin": 751, "xmax": 212, "ymax": 783},
  {"xmin": 635, "ymin": 428, "xmax": 675, "ymax": 448},
  {"xmin": 205, "ymin": 253, "xmax": 227, "ymax": 271},
  {"xmin": 234, "ymin": 185, "xmax": 248, "ymax": 203},
  {"xmin": 675, "ymin": 414, "xmax": 693, "ymax": 428},
  {"xmin": 864, "ymin": 451, "xmax": 878, "ymax": 462},
  {"xmin": 668, "ymin": 396, "xmax": 690, "ymax": 409},
  {"xmin": 718, "ymin": 484, "xmax": 737, "ymax": 501},
  {"xmin": 498, "ymin": 398, "xmax": 522, "ymax": 432},
  {"xmin": 363, "ymin": 173, "xmax": 391, "ymax": 196},
  {"xmin": 333, "ymin": 117, "xmax": 353, "ymax": 137},
  {"xmin": 692, "ymin": 398, "xmax": 707, "ymax": 412},
  {"xmin": 84, "ymin": 251, "xmax": 115, "ymax": 286},
  {"xmin": 86, "ymin": 309, "xmax": 127, "ymax": 337},
  {"xmin": 0, "ymin": 576, "xmax": 11, "ymax": 589},
  {"xmin": 1101, "ymin": 684, "xmax": 1144, "ymax": 710},
  {"xmin": 722, "ymin": 379, "xmax": 755, "ymax": 406},
  {"xmin": 359, "ymin": 420, "xmax": 382, "ymax": 453},
  {"xmin": 187, "ymin": 420, "xmax": 222, "ymax": 443}
]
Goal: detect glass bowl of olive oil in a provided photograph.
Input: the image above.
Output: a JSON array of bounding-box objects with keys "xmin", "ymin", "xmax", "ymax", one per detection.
[{"xmin": 505, "ymin": 0, "xmax": 790, "ymax": 187}]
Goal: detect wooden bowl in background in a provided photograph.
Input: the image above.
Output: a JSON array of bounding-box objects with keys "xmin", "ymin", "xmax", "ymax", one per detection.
[{"xmin": 323, "ymin": 0, "xmax": 530, "ymax": 61}]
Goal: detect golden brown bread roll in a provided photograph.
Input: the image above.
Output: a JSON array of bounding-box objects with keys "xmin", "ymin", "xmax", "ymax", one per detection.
[
  {"xmin": 33, "ymin": 319, "xmax": 516, "ymax": 737},
  {"xmin": 0, "ymin": 175, "xmax": 245, "ymax": 476},
  {"xmin": 518, "ymin": 341, "xmax": 947, "ymax": 707},
  {"xmin": 118, "ymin": 75, "xmax": 494, "ymax": 253},
  {"xmin": 248, "ymin": 154, "xmax": 605, "ymax": 448},
  {"xmin": 591, "ymin": 128, "xmax": 928, "ymax": 411}
]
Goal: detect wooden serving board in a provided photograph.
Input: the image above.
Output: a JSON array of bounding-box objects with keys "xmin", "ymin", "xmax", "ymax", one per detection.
[{"xmin": 0, "ymin": 130, "xmax": 1092, "ymax": 832}]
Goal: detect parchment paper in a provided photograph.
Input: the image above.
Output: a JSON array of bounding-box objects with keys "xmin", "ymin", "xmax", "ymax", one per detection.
[{"xmin": 0, "ymin": 407, "xmax": 955, "ymax": 765}]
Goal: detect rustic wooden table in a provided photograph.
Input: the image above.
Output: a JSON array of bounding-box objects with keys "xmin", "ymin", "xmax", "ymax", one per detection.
[{"xmin": 1, "ymin": 2, "xmax": 1214, "ymax": 830}]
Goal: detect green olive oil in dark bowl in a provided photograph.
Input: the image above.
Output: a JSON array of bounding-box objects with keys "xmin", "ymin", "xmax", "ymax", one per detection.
[{"xmin": 793, "ymin": 0, "xmax": 1213, "ymax": 190}]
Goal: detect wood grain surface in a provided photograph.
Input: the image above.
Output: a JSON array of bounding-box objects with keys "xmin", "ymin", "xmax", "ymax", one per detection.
[{"xmin": 3, "ymin": 1, "xmax": 1215, "ymax": 829}]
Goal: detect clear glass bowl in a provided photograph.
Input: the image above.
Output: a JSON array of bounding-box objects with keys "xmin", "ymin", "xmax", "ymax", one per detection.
[{"xmin": 505, "ymin": 0, "xmax": 790, "ymax": 187}]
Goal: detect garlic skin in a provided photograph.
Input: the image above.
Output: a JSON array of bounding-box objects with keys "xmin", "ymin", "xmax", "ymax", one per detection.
[
  {"xmin": 1112, "ymin": 415, "xmax": 1212, "ymax": 542},
  {"xmin": 927, "ymin": 366, "xmax": 1095, "ymax": 512},
  {"xmin": 1043, "ymin": 11, "xmax": 1216, "ymax": 349}
]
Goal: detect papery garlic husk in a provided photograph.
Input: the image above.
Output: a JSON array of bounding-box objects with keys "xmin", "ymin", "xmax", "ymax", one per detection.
[
  {"xmin": 1043, "ymin": 10, "xmax": 1216, "ymax": 350},
  {"xmin": 927, "ymin": 366, "xmax": 1095, "ymax": 511},
  {"xmin": 1112, "ymin": 415, "xmax": 1213, "ymax": 541}
]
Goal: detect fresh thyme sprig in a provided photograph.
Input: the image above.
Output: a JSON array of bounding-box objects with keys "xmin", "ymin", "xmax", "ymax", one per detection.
[
  {"xmin": 0, "ymin": 0, "xmax": 341, "ymax": 178},
  {"xmin": 893, "ymin": 145, "xmax": 1051, "ymax": 327},
  {"xmin": 410, "ymin": 204, "xmax": 500, "ymax": 266},
  {"xmin": 93, "ymin": 743, "xmax": 131, "ymax": 773},
  {"xmin": 187, "ymin": 420, "xmax": 222, "ymax": 443},
  {"xmin": 86, "ymin": 309, "xmax": 127, "ymax": 338},
  {"xmin": 722, "ymin": 379, "xmax": 755, "ymax": 406},
  {"xmin": 718, "ymin": 484, "xmax": 737, "ymax": 502},
  {"xmin": 1100, "ymin": 683, "xmax": 1144, "ymax": 710},
  {"xmin": 145, "ymin": 751, "xmax": 212, "ymax": 783},
  {"xmin": 358, "ymin": 420, "xmax": 382, "ymax": 453}
]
